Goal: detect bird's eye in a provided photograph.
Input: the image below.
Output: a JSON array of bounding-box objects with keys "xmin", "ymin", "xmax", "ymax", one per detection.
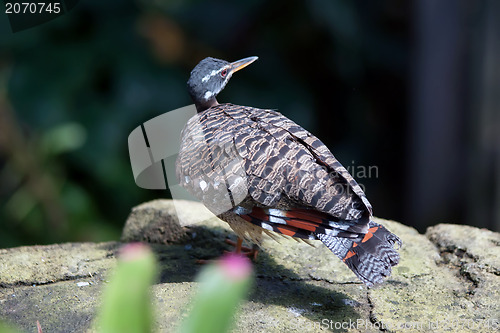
[{"xmin": 220, "ymin": 69, "xmax": 227, "ymax": 78}]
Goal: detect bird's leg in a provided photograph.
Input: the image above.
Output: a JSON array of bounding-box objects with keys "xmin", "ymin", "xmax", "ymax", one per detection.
[
  {"xmin": 195, "ymin": 238, "xmax": 259, "ymax": 264},
  {"xmin": 225, "ymin": 238, "xmax": 259, "ymax": 261},
  {"xmin": 225, "ymin": 238, "xmax": 245, "ymax": 252}
]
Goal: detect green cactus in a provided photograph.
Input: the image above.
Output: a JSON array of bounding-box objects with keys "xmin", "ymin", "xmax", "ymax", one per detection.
[
  {"xmin": 178, "ymin": 254, "xmax": 253, "ymax": 333},
  {"xmin": 95, "ymin": 243, "xmax": 157, "ymax": 333}
]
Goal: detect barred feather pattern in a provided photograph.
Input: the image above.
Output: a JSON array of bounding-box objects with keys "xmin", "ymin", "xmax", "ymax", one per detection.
[{"xmin": 176, "ymin": 103, "xmax": 401, "ymax": 286}]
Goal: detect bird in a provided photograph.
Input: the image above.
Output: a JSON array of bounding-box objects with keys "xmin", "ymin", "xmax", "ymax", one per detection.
[{"xmin": 176, "ymin": 56, "xmax": 401, "ymax": 286}]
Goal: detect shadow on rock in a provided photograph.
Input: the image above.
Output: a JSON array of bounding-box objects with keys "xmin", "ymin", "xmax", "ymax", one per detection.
[{"xmin": 151, "ymin": 224, "xmax": 365, "ymax": 332}]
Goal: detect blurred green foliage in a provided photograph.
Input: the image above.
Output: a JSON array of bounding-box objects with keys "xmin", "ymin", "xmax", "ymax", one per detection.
[
  {"xmin": 95, "ymin": 243, "xmax": 157, "ymax": 333},
  {"xmin": 0, "ymin": 0, "xmax": 409, "ymax": 247},
  {"xmin": 0, "ymin": 1, "xmax": 190, "ymax": 246},
  {"xmin": 178, "ymin": 254, "xmax": 253, "ymax": 333}
]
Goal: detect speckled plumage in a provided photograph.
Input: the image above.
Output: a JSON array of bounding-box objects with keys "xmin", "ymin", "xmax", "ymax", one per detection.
[{"xmin": 176, "ymin": 57, "xmax": 401, "ymax": 286}]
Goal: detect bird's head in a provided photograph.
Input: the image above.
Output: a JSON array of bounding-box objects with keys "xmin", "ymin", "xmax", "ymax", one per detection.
[{"xmin": 187, "ymin": 56, "xmax": 258, "ymax": 112}]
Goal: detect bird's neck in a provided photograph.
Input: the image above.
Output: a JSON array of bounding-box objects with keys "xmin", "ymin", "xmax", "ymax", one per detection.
[{"xmin": 195, "ymin": 97, "xmax": 219, "ymax": 113}]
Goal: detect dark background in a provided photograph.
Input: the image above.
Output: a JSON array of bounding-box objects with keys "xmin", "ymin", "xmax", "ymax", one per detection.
[{"xmin": 0, "ymin": 0, "xmax": 498, "ymax": 247}]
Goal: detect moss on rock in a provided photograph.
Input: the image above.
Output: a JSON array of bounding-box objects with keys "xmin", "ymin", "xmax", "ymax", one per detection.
[{"xmin": 1, "ymin": 200, "xmax": 499, "ymax": 332}]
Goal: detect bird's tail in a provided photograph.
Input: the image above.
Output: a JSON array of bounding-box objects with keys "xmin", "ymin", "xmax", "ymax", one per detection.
[
  {"xmin": 236, "ymin": 206, "xmax": 401, "ymax": 286},
  {"xmin": 317, "ymin": 221, "xmax": 401, "ymax": 287}
]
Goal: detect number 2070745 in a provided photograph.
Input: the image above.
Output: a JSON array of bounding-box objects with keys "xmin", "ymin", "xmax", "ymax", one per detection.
[{"xmin": 5, "ymin": 2, "xmax": 61, "ymax": 14}]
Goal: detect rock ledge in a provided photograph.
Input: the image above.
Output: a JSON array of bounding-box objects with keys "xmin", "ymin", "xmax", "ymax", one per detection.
[{"xmin": 1, "ymin": 199, "xmax": 499, "ymax": 332}]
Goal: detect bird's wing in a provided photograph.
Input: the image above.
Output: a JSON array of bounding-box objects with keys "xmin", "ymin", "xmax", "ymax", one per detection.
[
  {"xmin": 233, "ymin": 106, "xmax": 371, "ymax": 218},
  {"xmin": 254, "ymin": 107, "xmax": 373, "ymax": 215},
  {"xmin": 176, "ymin": 103, "xmax": 370, "ymax": 222}
]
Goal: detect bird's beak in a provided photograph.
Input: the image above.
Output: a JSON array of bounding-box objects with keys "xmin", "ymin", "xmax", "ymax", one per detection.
[{"xmin": 230, "ymin": 56, "xmax": 259, "ymax": 74}]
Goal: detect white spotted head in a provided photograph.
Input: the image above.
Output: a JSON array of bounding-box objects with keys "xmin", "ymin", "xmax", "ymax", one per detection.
[{"xmin": 187, "ymin": 56, "xmax": 258, "ymax": 112}]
